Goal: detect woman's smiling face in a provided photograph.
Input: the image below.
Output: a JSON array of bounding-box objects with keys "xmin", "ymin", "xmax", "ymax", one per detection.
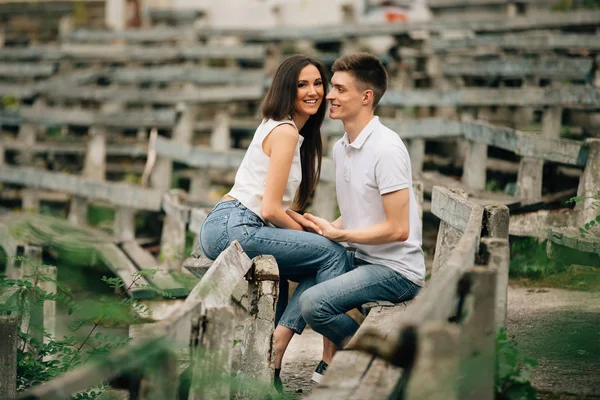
[{"xmin": 294, "ymin": 64, "xmax": 324, "ymax": 118}]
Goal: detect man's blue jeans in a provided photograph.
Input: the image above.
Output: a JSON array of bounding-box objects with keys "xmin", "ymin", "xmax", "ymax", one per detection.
[
  {"xmin": 199, "ymin": 199, "xmax": 350, "ymax": 334},
  {"xmin": 300, "ymin": 251, "xmax": 421, "ymax": 348}
]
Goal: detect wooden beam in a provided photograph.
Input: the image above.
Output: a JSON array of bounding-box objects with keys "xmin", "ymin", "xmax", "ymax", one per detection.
[
  {"xmin": 0, "ymin": 165, "xmax": 163, "ymax": 211},
  {"xmin": 380, "ymin": 86, "xmax": 600, "ymax": 107},
  {"xmin": 0, "ymin": 62, "xmax": 56, "ymax": 78},
  {"xmin": 0, "ymin": 44, "xmax": 266, "ymax": 62},
  {"xmin": 112, "ymin": 66, "xmax": 266, "ymax": 85},
  {"xmin": 430, "ymin": 33, "xmax": 600, "ymax": 52},
  {"xmin": 120, "ymin": 240, "xmax": 189, "ymax": 298},
  {"xmin": 15, "ymin": 337, "xmax": 174, "ymax": 400},
  {"xmin": 40, "ymin": 84, "xmax": 264, "ymax": 105},
  {"xmin": 440, "ymin": 58, "xmax": 592, "ymax": 79},
  {"xmin": 431, "ymin": 186, "xmax": 476, "ymax": 233},
  {"xmin": 461, "ymin": 121, "xmax": 587, "ymax": 166}
]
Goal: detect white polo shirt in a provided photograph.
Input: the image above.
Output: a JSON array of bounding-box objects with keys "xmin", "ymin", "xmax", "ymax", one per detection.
[{"xmin": 333, "ymin": 116, "xmax": 425, "ymax": 286}]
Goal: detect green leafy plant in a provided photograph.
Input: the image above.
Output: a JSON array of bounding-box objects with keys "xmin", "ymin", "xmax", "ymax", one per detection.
[
  {"xmin": 510, "ymin": 238, "xmax": 560, "ymax": 277},
  {"xmin": 567, "ymin": 190, "xmax": 600, "ymax": 238},
  {"xmin": 1, "ymin": 256, "xmax": 162, "ymax": 398},
  {"xmin": 496, "ymin": 328, "xmax": 538, "ymax": 400}
]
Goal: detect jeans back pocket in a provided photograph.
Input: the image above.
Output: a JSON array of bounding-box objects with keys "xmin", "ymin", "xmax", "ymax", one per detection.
[{"xmin": 199, "ymin": 213, "xmax": 230, "ymax": 260}]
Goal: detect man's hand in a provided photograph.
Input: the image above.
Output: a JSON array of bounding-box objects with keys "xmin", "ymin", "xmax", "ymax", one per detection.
[
  {"xmin": 304, "ymin": 213, "xmax": 345, "ymax": 241},
  {"xmin": 297, "ymin": 215, "xmax": 323, "ymax": 234}
]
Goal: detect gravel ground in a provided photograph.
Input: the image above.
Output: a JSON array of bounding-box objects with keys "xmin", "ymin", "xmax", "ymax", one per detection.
[{"xmin": 280, "ymin": 285, "xmax": 600, "ymax": 399}]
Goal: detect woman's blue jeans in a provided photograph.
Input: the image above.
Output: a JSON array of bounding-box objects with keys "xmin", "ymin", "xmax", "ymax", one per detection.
[{"xmin": 199, "ymin": 200, "xmax": 349, "ymax": 334}]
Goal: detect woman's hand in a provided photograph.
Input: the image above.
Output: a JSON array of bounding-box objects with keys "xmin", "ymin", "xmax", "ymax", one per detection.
[
  {"xmin": 286, "ymin": 210, "xmax": 322, "ymax": 234},
  {"xmin": 304, "ymin": 213, "xmax": 344, "ymax": 241}
]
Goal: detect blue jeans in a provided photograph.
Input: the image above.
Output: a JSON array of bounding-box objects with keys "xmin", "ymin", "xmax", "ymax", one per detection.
[
  {"xmin": 199, "ymin": 199, "xmax": 349, "ymax": 334},
  {"xmin": 299, "ymin": 251, "xmax": 421, "ymax": 348}
]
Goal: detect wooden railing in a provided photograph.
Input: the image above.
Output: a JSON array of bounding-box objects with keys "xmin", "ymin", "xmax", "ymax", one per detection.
[
  {"xmin": 308, "ymin": 185, "xmax": 510, "ymax": 400},
  {"xmin": 4, "ymin": 241, "xmax": 280, "ymax": 400}
]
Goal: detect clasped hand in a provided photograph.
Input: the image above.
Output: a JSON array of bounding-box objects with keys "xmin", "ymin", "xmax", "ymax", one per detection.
[{"xmin": 303, "ymin": 213, "xmax": 343, "ymax": 241}]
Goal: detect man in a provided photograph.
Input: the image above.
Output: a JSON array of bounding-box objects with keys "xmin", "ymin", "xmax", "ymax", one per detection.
[{"xmin": 301, "ymin": 53, "xmax": 425, "ymax": 382}]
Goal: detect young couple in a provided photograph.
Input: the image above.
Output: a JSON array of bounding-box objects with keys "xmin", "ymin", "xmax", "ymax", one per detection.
[{"xmin": 199, "ymin": 53, "xmax": 425, "ymax": 390}]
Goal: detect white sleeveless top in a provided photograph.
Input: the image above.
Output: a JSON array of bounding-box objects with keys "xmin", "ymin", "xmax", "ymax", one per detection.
[{"xmin": 228, "ymin": 118, "xmax": 303, "ymax": 220}]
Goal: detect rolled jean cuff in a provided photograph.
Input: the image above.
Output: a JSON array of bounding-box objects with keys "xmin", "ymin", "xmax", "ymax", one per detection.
[{"xmin": 277, "ymin": 319, "xmax": 307, "ymax": 335}]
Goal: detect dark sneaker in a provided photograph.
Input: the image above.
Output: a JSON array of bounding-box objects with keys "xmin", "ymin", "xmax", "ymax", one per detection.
[{"xmin": 311, "ymin": 360, "xmax": 329, "ymax": 384}]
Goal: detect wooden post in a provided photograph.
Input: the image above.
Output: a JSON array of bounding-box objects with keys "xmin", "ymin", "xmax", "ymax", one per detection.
[
  {"xmin": 20, "ymin": 246, "xmax": 44, "ymax": 356},
  {"xmin": 151, "ymin": 102, "xmax": 195, "ymax": 192},
  {"xmin": 69, "ymin": 126, "xmax": 107, "ymax": 225},
  {"xmin": 462, "ymin": 141, "xmax": 488, "ymax": 191},
  {"xmin": 515, "ymin": 157, "xmax": 544, "ymax": 202},
  {"xmin": 432, "ymin": 189, "xmax": 468, "ymax": 276},
  {"xmin": 518, "ymin": 107, "xmax": 562, "ymax": 203},
  {"xmin": 483, "ymin": 205, "xmax": 510, "ymax": 240},
  {"xmin": 160, "ymin": 190, "xmax": 189, "ymax": 272},
  {"xmin": 405, "ymin": 323, "xmax": 461, "ymax": 400},
  {"xmin": 0, "ymin": 316, "xmax": 18, "ymax": 398},
  {"xmin": 40, "ymin": 266, "xmax": 57, "ymax": 345},
  {"xmin": 576, "ymin": 139, "xmax": 600, "ymax": 227},
  {"xmin": 211, "ymin": 109, "xmax": 232, "ymax": 152},
  {"xmin": 413, "ymin": 180, "xmax": 424, "ymax": 221},
  {"xmin": 481, "ymin": 238, "xmax": 510, "ymax": 328},
  {"xmin": 409, "ymin": 139, "xmax": 426, "ymax": 178},
  {"xmin": 189, "ymin": 305, "xmax": 236, "ymax": 400},
  {"xmin": 18, "ymin": 120, "xmax": 39, "ymax": 213},
  {"xmin": 114, "ymin": 207, "xmax": 136, "ymax": 241},
  {"xmin": 139, "ymin": 348, "xmax": 179, "ymax": 400},
  {"xmin": 459, "ymin": 267, "xmax": 497, "ymax": 400},
  {"xmin": 235, "ymin": 256, "xmax": 279, "ymax": 386}
]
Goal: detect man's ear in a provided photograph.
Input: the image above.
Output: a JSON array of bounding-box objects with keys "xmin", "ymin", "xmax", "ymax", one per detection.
[{"xmin": 362, "ymin": 89, "xmax": 374, "ymax": 106}]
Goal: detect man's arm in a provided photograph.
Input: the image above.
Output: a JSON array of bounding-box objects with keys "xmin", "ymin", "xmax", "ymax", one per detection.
[{"xmin": 305, "ymin": 188, "xmax": 410, "ymax": 244}]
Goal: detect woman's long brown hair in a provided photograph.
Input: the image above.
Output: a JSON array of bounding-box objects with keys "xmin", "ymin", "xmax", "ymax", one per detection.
[{"xmin": 260, "ymin": 55, "xmax": 329, "ymax": 210}]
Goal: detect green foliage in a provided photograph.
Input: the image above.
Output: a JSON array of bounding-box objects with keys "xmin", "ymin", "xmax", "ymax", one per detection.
[
  {"xmin": 1, "ymin": 256, "xmax": 160, "ymax": 398},
  {"xmin": 1, "ymin": 95, "xmax": 19, "ymax": 108},
  {"xmin": 567, "ymin": 190, "xmax": 600, "ymax": 238},
  {"xmin": 87, "ymin": 205, "xmax": 115, "ymax": 231},
  {"xmin": 510, "ymin": 238, "xmax": 561, "ymax": 277},
  {"xmin": 496, "ymin": 328, "xmax": 538, "ymax": 400}
]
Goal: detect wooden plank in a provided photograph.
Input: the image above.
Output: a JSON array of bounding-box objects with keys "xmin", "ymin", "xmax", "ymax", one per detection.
[
  {"xmin": 0, "ymin": 165, "xmax": 163, "ymax": 211},
  {"xmin": 112, "ymin": 66, "xmax": 266, "ymax": 85},
  {"xmin": 422, "ymin": 171, "xmax": 518, "ymax": 208},
  {"xmin": 459, "ymin": 267, "xmax": 496, "ymax": 400},
  {"xmin": 350, "ymin": 359, "xmax": 402, "ymax": 400},
  {"xmin": 66, "ymin": 10, "xmax": 600, "ymax": 43},
  {"xmin": 307, "ymin": 351, "xmax": 374, "ymax": 400},
  {"xmin": 440, "ymin": 58, "xmax": 592, "ymax": 79},
  {"xmin": 431, "ymin": 186, "xmax": 477, "ymax": 233},
  {"xmin": 0, "ymin": 316, "xmax": 18, "ymax": 399},
  {"xmin": 120, "ymin": 240, "xmax": 189, "ymax": 298},
  {"xmin": 547, "ymin": 228, "xmax": 600, "ymax": 256},
  {"xmin": 15, "ymin": 337, "xmax": 172, "ymax": 400},
  {"xmin": 0, "ymin": 44, "xmax": 266, "ymax": 62},
  {"xmin": 0, "ymin": 62, "xmax": 56, "ymax": 78},
  {"xmin": 67, "ymin": 27, "xmax": 196, "ymax": 43},
  {"xmin": 2, "ymin": 138, "xmax": 149, "ymax": 157},
  {"xmin": 95, "ymin": 243, "xmax": 156, "ymax": 299},
  {"xmin": 380, "ymin": 87, "xmax": 600, "ymax": 107},
  {"xmin": 0, "ymin": 83, "xmax": 37, "ymax": 98},
  {"xmin": 40, "ymin": 84, "xmax": 264, "ymax": 105},
  {"xmin": 190, "ymin": 305, "xmax": 236, "ymax": 400},
  {"xmin": 430, "ymin": 33, "xmax": 600, "ymax": 52},
  {"xmin": 461, "ymin": 121, "xmax": 587, "ymax": 166},
  {"xmin": 406, "ymin": 323, "xmax": 461, "ymax": 400}
]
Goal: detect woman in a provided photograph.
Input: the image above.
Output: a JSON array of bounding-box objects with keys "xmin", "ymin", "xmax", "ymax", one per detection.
[{"xmin": 199, "ymin": 55, "xmax": 348, "ymax": 390}]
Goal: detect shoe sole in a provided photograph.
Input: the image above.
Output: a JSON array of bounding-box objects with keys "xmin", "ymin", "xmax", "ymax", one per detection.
[{"xmin": 311, "ymin": 371, "xmax": 324, "ymax": 384}]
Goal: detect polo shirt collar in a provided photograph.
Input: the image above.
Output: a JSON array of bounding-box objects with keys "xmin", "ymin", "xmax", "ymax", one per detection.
[{"xmin": 341, "ymin": 116, "xmax": 379, "ymax": 149}]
